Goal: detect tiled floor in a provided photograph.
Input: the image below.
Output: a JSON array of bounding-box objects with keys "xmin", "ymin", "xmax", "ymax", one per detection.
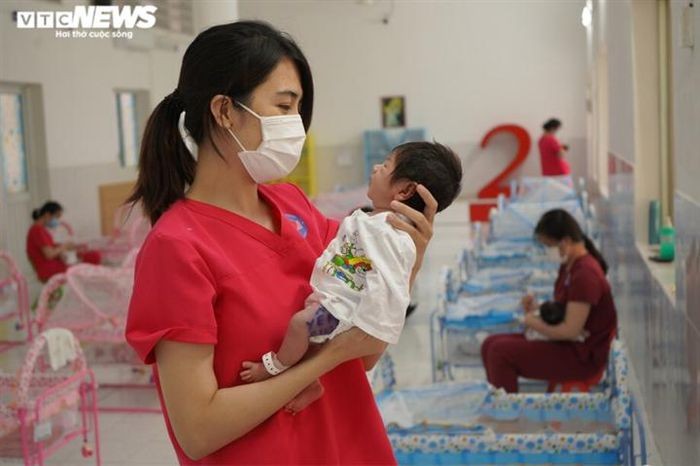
[{"xmin": 1, "ymin": 200, "xmax": 662, "ymax": 465}]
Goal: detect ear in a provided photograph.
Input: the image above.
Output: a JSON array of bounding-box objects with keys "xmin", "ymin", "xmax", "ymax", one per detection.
[
  {"xmin": 210, "ymin": 95, "xmax": 240, "ymax": 130},
  {"xmin": 394, "ymin": 181, "xmax": 417, "ymax": 202}
]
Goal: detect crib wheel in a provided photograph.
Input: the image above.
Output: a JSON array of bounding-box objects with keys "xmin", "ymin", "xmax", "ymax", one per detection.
[{"xmin": 81, "ymin": 443, "xmax": 93, "ymax": 457}]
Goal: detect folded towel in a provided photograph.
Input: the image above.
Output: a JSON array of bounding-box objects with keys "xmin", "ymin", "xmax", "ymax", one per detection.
[{"xmin": 43, "ymin": 328, "xmax": 77, "ymax": 370}]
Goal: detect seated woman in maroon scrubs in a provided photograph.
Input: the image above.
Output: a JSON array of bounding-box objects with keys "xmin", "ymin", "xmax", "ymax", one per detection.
[
  {"xmin": 26, "ymin": 201, "xmax": 101, "ymax": 282},
  {"xmin": 481, "ymin": 209, "xmax": 617, "ymax": 393}
]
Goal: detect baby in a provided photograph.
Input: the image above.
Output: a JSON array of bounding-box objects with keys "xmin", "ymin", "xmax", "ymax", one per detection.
[
  {"xmin": 240, "ymin": 141, "xmax": 463, "ymax": 411},
  {"xmin": 525, "ymin": 300, "xmax": 586, "ymax": 341}
]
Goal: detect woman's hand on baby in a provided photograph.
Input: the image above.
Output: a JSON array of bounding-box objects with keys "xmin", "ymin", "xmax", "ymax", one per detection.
[
  {"xmin": 324, "ymin": 328, "xmax": 387, "ymax": 366},
  {"xmin": 387, "ymin": 184, "xmax": 437, "ymax": 269}
]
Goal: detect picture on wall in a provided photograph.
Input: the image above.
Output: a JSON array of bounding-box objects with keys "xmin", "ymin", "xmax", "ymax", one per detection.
[{"xmin": 381, "ymin": 96, "xmax": 406, "ymax": 128}]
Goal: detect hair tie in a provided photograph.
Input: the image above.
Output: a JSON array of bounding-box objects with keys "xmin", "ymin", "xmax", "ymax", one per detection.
[{"xmin": 178, "ymin": 111, "xmax": 199, "ymax": 160}]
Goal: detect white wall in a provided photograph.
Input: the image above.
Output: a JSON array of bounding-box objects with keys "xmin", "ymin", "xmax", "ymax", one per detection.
[
  {"xmin": 670, "ymin": 1, "xmax": 700, "ymax": 203},
  {"xmin": 0, "ymin": 0, "xmax": 238, "ymax": 240},
  {"xmin": 239, "ymin": 0, "xmax": 588, "ymax": 195},
  {"xmin": 604, "ymin": 0, "xmax": 636, "ymax": 164}
]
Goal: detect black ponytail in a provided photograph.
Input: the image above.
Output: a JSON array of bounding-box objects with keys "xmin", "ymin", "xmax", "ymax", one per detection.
[
  {"xmin": 583, "ymin": 234, "xmax": 608, "ymax": 274},
  {"xmin": 534, "ymin": 208, "xmax": 608, "ymax": 274},
  {"xmin": 31, "ymin": 201, "xmax": 63, "ymax": 221},
  {"xmin": 128, "ymin": 21, "xmax": 315, "ymax": 225},
  {"xmin": 128, "ymin": 93, "xmax": 194, "ymax": 225}
]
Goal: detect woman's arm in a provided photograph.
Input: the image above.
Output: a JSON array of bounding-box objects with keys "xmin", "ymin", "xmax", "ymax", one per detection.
[
  {"xmin": 524, "ymin": 301, "xmax": 591, "ymax": 341},
  {"xmin": 155, "ymin": 328, "xmax": 385, "ymax": 460},
  {"xmin": 41, "ymin": 242, "xmax": 73, "ymax": 260},
  {"xmin": 362, "ymin": 351, "xmax": 386, "ymax": 371}
]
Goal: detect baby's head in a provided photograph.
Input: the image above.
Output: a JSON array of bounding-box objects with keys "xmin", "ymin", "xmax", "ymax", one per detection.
[
  {"xmin": 367, "ymin": 141, "xmax": 463, "ymax": 213},
  {"xmin": 539, "ymin": 301, "xmax": 566, "ymax": 325}
]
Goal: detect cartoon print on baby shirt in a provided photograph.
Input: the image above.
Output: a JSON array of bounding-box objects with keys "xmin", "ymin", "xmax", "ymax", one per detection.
[{"xmin": 323, "ymin": 231, "xmax": 373, "ymax": 291}]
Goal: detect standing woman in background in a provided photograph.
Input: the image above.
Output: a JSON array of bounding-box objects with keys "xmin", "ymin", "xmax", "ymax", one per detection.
[
  {"xmin": 538, "ymin": 118, "xmax": 571, "ymax": 176},
  {"xmin": 26, "ymin": 201, "xmax": 101, "ymax": 282},
  {"xmin": 125, "ymin": 21, "xmax": 437, "ymax": 464},
  {"xmin": 481, "ymin": 209, "xmax": 617, "ymax": 393}
]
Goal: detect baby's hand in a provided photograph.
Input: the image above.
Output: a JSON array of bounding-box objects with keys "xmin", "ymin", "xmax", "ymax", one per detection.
[
  {"xmin": 240, "ymin": 361, "xmax": 271, "ymax": 383},
  {"xmin": 521, "ymin": 294, "xmax": 538, "ymax": 314}
]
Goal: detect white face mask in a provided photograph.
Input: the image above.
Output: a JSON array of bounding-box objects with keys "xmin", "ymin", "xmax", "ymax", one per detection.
[
  {"xmin": 227, "ymin": 102, "xmax": 306, "ymax": 183},
  {"xmin": 545, "ymin": 246, "xmax": 567, "ymax": 264}
]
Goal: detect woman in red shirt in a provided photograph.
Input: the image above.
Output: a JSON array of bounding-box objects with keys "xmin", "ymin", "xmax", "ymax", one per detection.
[
  {"xmin": 538, "ymin": 118, "xmax": 571, "ymax": 176},
  {"xmin": 26, "ymin": 201, "xmax": 102, "ymax": 282},
  {"xmin": 481, "ymin": 209, "xmax": 617, "ymax": 393},
  {"xmin": 27, "ymin": 201, "xmax": 71, "ymax": 282},
  {"xmin": 125, "ymin": 21, "xmax": 436, "ymax": 464}
]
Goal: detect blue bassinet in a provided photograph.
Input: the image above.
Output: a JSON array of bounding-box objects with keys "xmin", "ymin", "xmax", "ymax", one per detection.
[
  {"xmin": 432, "ymin": 267, "xmax": 555, "ymax": 379},
  {"xmin": 462, "ymin": 240, "xmax": 562, "ymax": 275},
  {"xmin": 490, "ymin": 199, "xmax": 587, "ymax": 242},
  {"xmin": 376, "ymin": 341, "xmax": 647, "ymax": 465},
  {"xmin": 513, "ymin": 176, "xmax": 578, "ymax": 204}
]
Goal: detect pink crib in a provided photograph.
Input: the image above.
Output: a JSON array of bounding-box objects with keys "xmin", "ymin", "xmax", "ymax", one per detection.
[
  {"xmin": 88, "ymin": 204, "xmax": 149, "ymax": 266},
  {"xmin": 0, "ymin": 329, "xmax": 100, "ymax": 465},
  {"xmin": 0, "ymin": 251, "xmax": 32, "ymax": 352},
  {"xmin": 54, "ymin": 204, "xmax": 150, "ymax": 266},
  {"xmin": 34, "ymin": 264, "xmax": 158, "ymax": 413},
  {"xmin": 35, "ymin": 264, "xmax": 133, "ymax": 354}
]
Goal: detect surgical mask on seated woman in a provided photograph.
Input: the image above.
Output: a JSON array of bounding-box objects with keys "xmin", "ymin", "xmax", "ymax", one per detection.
[{"xmin": 545, "ymin": 245, "xmax": 567, "ymax": 264}]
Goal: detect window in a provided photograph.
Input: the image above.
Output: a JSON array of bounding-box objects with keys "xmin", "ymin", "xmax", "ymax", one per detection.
[
  {"xmin": 0, "ymin": 93, "xmax": 28, "ymax": 194},
  {"xmin": 115, "ymin": 91, "xmax": 140, "ymax": 168}
]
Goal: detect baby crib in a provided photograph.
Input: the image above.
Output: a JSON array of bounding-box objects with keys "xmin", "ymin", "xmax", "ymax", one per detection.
[
  {"xmin": 450, "ymin": 248, "xmax": 558, "ymax": 301},
  {"xmin": 0, "ymin": 328, "xmax": 100, "ymax": 465},
  {"xmin": 35, "ymin": 264, "xmax": 133, "ymax": 348},
  {"xmin": 512, "ymin": 175, "xmax": 578, "ymax": 204},
  {"xmin": 431, "ymin": 266, "xmax": 555, "ymax": 381},
  {"xmin": 53, "ymin": 204, "xmax": 149, "ymax": 266},
  {"xmin": 89, "ymin": 204, "xmax": 150, "ymax": 265},
  {"xmin": 0, "ymin": 251, "xmax": 32, "ymax": 352},
  {"xmin": 461, "ymin": 239, "xmax": 561, "ymax": 276},
  {"xmin": 489, "ymin": 199, "xmax": 587, "ymax": 242},
  {"xmin": 377, "ymin": 341, "xmax": 647, "ymax": 465},
  {"xmin": 458, "ymin": 266, "xmax": 557, "ymax": 296},
  {"xmin": 34, "ymin": 264, "xmax": 157, "ymax": 413}
]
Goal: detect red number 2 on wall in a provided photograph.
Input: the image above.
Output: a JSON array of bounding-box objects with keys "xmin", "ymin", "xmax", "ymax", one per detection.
[{"xmin": 469, "ymin": 124, "xmax": 531, "ymax": 222}]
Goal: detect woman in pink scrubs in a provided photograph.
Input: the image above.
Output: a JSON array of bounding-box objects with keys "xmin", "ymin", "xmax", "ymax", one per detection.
[
  {"xmin": 538, "ymin": 118, "xmax": 571, "ymax": 176},
  {"xmin": 125, "ymin": 21, "xmax": 436, "ymax": 464}
]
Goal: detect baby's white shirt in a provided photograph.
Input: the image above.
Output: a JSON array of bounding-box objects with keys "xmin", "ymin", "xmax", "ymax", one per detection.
[{"xmin": 308, "ymin": 209, "xmax": 417, "ymax": 344}]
